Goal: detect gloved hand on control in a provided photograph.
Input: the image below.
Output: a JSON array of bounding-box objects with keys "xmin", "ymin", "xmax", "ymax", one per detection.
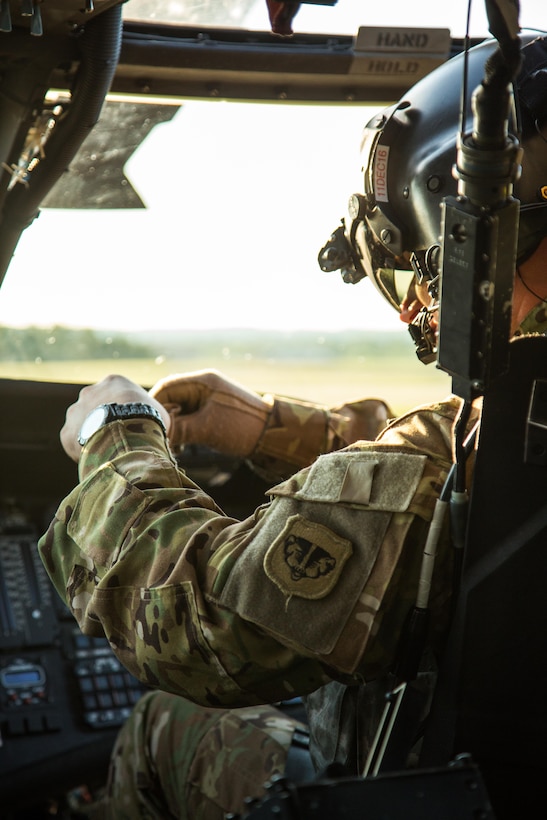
[{"xmin": 149, "ymin": 369, "xmax": 272, "ymax": 456}]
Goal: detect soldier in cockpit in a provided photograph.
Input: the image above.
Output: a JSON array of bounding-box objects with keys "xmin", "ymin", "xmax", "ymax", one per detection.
[{"xmin": 38, "ymin": 31, "xmax": 547, "ymax": 819}]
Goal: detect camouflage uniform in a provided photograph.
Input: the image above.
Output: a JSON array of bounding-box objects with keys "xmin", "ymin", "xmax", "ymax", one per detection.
[
  {"xmin": 80, "ymin": 394, "xmax": 390, "ymax": 818},
  {"xmin": 92, "ymin": 692, "xmax": 306, "ymax": 819},
  {"xmin": 38, "ymin": 391, "xmax": 465, "ymax": 696},
  {"xmin": 248, "ymin": 393, "xmax": 393, "ymax": 483},
  {"xmin": 38, "ymin": 386, "xmax": 472, "ymax": 817}
]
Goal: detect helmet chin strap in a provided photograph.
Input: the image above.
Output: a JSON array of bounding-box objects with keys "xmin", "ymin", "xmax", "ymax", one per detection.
[
  {"xmin": 403, "ymin": 246, "xmax": 441, "ymax": 365},
  {"xmin": 407, "ymin": 306, "xmax": 438, "ymax": 364},
  {"xmin": 516, "ymin": 265, "xmax": 547, "ymax": 304}
]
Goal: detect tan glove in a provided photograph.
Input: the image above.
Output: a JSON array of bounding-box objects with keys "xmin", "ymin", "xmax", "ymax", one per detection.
[
  {"xmin": 149, "ymin": 369, "xmax": 273, "ymax": 456},
  {"xmin": 330, "ymin": 398, "xmax": 392, "ymax": 444}
]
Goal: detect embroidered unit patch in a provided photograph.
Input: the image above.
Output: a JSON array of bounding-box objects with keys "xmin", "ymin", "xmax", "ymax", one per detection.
[{"xmin": 264, "ymin": 514, "xmax": 353, "ymax": 599}]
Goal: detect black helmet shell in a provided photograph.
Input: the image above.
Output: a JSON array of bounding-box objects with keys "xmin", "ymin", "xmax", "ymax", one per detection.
[{"xmin": 349, "ymin": 32, "xmax": 547, "ymax": 310}]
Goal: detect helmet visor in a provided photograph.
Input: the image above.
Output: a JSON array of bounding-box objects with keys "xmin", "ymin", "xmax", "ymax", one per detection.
[
  {"xmin": 353, "ymin": 218, "xmax": 415, "ymax": 312},
  {"xmin": 376, "ymin": 266, "xmax": 416, "ymax": 311}
]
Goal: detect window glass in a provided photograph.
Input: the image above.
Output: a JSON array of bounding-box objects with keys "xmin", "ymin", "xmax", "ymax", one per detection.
[
  {"xmin": 122, "ymin": 0, "xmax": 545, "ymax": 38},
  {"xmin": 3, "ymin": 1, "xmax": 545, "ymax": 410},
  {"xmin": 0, "ymin": 94, "xmax": 452, "ymax": 411}
]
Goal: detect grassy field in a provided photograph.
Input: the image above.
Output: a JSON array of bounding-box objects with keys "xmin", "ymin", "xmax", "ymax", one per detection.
[{"xmin": 0, "ymin": 354, "xmax": 453, "ymax": 417}]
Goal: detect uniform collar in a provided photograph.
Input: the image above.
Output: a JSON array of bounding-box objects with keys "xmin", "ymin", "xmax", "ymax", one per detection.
[{"xmin": 514, "ymin": 302, "xmax": 547, "ymax": 337}]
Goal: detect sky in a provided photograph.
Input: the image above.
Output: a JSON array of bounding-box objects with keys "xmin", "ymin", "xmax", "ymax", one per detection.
[
  {"xmin": 0, "ymin": 0, "xmax": 546, "ymax": 333},
  {"xmin": 0, "ymin": 102, "xmax": 398, "ymax": 332}
]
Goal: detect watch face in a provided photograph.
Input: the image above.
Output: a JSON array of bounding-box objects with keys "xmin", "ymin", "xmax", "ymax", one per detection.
[{"xmin": 78, "ymin": 405, "xmax": 109, "ymax": 446}]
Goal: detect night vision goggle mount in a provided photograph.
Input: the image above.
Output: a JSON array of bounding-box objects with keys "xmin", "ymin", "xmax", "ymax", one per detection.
[{"xmin": 318, "ymin": 221, "xmax": 367, "ymax": 286}]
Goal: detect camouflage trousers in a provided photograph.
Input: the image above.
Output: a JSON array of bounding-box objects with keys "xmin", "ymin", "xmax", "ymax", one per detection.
[{"xmin": 93, "ymin": 690, "xmax": 310, "ymax": 819}]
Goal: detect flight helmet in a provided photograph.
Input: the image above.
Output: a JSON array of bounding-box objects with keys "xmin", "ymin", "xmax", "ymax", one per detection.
[{"xmin": 319, "ymin": 32, "xmax": 547, "ymax": 356}]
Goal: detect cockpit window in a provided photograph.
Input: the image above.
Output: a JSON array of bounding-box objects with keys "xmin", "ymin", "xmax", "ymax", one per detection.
[
  {"xmin": 0, "ymin": 92, "xmax": 452, "ymax": 410},
  {"xmin": 6, "ymin": 0, "xmax": 543, "ymax": 409},
  {"xmin": 121, "ymin": 0, "xmax": 541, "ymax": 37}
]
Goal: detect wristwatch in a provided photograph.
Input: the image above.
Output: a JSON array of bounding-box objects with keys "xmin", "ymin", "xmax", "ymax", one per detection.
[{"xmin": 78, "ymin": 402, "xmax": 166, "ymax": 446}]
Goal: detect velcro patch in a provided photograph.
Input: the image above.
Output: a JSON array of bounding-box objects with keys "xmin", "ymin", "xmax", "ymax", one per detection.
[
  {"xmin": 264, "ymin": 514, "xmax": 352, "ymax": 600},
  {"xmin": 340, "ymin": 459, "xmax": 378, "ymax": 504},
  {"xmin": 282, "ymin": 450, "xmax": 427, "ymax": 511}
]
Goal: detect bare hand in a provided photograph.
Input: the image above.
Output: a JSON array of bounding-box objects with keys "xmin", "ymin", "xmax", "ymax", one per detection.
[
  {"xmin": 149, "ymin": 369, "xmax": 271, "ymax": 455},
  {"xmin": 60, "ymin": 374, "xmax": 171, "ymax": 463}
]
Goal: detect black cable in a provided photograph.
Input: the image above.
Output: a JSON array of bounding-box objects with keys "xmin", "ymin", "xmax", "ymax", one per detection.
[{"xmin": 517, "ymin": 265, "xmax": 547, "ymax": 303}]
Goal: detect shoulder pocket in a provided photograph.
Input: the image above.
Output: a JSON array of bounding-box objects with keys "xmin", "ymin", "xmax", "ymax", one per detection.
[{"xmin": 218, "ymin": 450, "xmax": 431, "ymax": 669}]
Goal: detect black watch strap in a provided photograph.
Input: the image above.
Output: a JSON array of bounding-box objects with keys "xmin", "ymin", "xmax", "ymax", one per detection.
[
  {"xmin": 106, "ymin": 402, "xmax": 166, "ymax": 427},
  {"xmin": 78, "ymin": 402, "xmax": 166, "ymax": 446}
]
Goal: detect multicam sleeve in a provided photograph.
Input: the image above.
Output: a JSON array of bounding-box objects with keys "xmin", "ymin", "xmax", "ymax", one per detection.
[
  {"xmin": 37, "ymin": 402, "xmax": 457, "ymax": 712},
  {"xmin": 37, "ymin": 418, "xmax": 331, "ymax": 708},
  {"xmin": 249, "ymin": 395, "xmax": 393, "ymax": 482}
]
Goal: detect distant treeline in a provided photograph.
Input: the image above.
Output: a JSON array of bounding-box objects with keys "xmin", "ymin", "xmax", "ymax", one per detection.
[
  {"xmin": 0, "ymin": 325, "xmax": 410, "ymax": 362},
  {"xmin": 128, "ymin": 328, "xmax": 411, "ymax": 360},
  {"xmin": 0, "ymin": 325, "xmax": 153, "ymax": 361}
]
